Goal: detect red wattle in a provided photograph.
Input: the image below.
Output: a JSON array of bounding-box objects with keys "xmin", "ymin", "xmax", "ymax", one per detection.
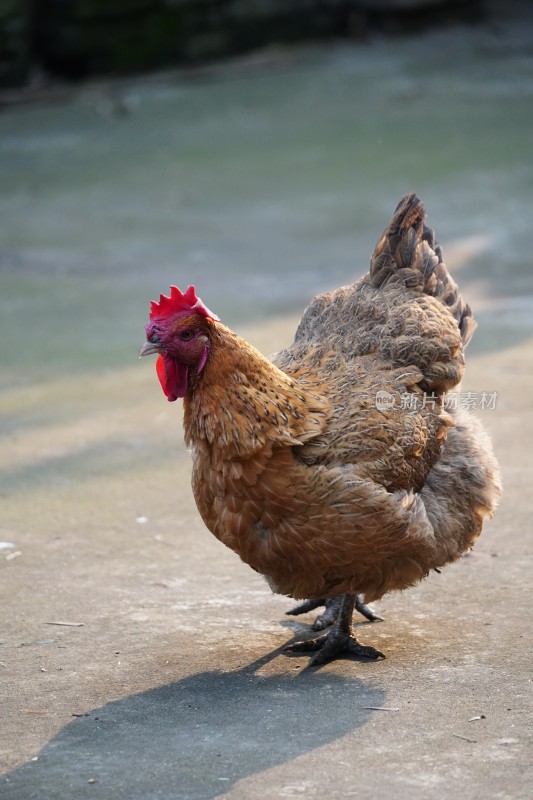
[{"xmin": 156, "ymin": 354, "xmax": 189, "ymax": 401}]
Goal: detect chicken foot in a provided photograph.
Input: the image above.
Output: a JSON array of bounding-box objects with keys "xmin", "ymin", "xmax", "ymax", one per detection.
[
  {"xmin": 285, "ymin": 593, "xmax": 385, "ymax": 666},
  {"xmin": 286, "ymin": 594, "xmax": 383, "ymax": 630}
]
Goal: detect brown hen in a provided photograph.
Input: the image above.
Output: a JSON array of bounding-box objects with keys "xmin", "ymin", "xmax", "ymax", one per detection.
[{"xmin": 140, "ymin": 193, "xmax": 501, "ymax": 665}]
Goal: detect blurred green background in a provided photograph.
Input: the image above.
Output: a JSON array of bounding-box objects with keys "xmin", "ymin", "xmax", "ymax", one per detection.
[{"xmin": 1, "ymin": 2, "xmax": 533, "ymax": 394}]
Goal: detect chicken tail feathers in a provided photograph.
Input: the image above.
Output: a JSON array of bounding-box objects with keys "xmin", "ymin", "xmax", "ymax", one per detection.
[{"xmin": 369, "ymin": 193, "xmax": 476, "ymax": 348}]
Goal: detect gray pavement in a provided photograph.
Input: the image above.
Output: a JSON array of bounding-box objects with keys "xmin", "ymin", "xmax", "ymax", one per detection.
[{"xmin": 1, "ymin": 4, "xmax": 532, "ymax": 798}]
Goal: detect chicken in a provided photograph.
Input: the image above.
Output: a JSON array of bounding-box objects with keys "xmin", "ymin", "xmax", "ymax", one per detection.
[{"xmin": 140, "ymin": 193, "xmax": 501, "ymax": 666}]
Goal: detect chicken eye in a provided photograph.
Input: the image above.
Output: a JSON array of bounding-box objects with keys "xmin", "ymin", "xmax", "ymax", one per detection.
[{"xmin": 180, "ymin": 330, "xmax": 194, "ymax": 341}]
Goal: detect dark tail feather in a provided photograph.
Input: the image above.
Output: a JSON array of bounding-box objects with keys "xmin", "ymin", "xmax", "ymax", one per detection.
[{"xmin": 369, "ymin": 193, "xmax": 476, "ymax": 347}]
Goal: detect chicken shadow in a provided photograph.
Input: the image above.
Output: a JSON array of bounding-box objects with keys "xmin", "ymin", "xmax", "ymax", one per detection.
[{"xmin": 2, "ymin": 649, "xmax": 385, "ymax": 800}]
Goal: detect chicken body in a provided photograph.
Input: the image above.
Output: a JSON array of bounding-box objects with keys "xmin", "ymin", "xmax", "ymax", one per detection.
[{"xmin": 143, "ymin": 194, "xmax": 501, "ymax": 664}]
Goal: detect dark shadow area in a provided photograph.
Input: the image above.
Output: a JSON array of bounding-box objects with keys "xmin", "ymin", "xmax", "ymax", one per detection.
[
  {"xmin": 1, "ymin": 0, "xmax": 487, "ymax": 89},
  {"xmin": 2, "ymin": 653, "xmax": 385, "ymax": 800}
]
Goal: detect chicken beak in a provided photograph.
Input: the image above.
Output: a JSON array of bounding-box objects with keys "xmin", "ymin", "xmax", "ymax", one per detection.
[{"xmin": 139, "ymin": 341, "xmax": 161, "ymax": 358}]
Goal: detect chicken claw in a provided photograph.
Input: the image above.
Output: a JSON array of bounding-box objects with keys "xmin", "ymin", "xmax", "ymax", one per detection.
[
  {"xmin": 285, "ymin": 594, "xmax": 385, "ymax": 666},
  {"xmin": 354, "ymin": 595, "xmax": 384, "ymax": 623},
  {"xmin": 287, "ymin": 634, "xmax": 385, "ymax": 666},
  {"xmin": 286, "ymin": 594, "xmax": 383, "ymax": 630}
]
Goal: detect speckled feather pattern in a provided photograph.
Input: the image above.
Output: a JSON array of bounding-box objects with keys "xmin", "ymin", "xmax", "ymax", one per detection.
[{"xmin": 183, "ymin": 194, "xmax": 501, "ymax": 601}]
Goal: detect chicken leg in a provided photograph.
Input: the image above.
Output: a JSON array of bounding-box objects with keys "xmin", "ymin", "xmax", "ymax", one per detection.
[
  {"xmin": 287, "ymin": 594, "xmax": 383, "ymax": 630},
  {"xmin": 285, "ymin": 593, "xmax": 385, "ymax": 666}
]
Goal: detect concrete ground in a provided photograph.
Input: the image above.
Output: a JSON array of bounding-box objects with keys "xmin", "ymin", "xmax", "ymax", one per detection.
[{"xmin": 1, "ymin": 4, "xmax": 532, "ymax": 798}]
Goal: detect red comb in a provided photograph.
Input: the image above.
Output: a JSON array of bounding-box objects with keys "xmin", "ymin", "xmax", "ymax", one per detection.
[{"xmin": 149, "ymin": 285, "xmax": 219, "ymax": 322}]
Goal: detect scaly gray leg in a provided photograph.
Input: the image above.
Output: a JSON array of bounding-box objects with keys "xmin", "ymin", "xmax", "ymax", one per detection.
[
  {"xmin": 286, "ymin": 594, "xmax": 383, "ymax": 630},
  {"xmin": 285, "ymin": 593, "xmax": 385, "ymax": 666}
]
